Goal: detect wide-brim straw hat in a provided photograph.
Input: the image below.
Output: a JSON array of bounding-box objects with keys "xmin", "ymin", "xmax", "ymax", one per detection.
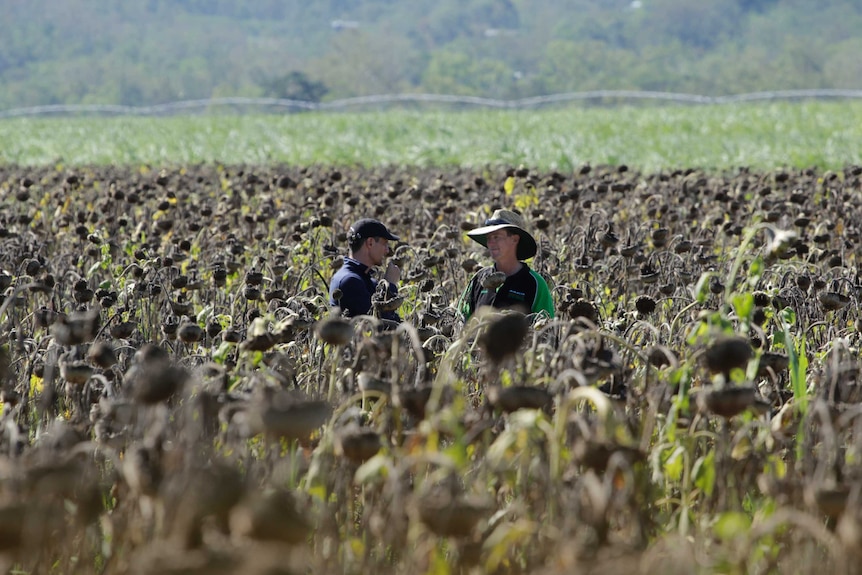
[{"xmin": 466, "ymin": 209, "xmax": 538, "ymax": 261}]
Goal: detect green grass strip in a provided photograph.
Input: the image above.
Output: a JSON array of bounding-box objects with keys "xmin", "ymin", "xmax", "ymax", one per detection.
[{"xmin": 1, "ymin": 101, "xmax": 860, "ymax": 171}]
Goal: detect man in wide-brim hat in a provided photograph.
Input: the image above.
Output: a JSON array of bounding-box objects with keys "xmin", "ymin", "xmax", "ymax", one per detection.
[{"xmin": 458, "ymin": 209, "xmax": 554, "ymax": 320}]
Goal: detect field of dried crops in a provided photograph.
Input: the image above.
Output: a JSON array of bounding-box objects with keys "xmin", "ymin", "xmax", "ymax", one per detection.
[{"xmin": 1, "ymin": 160, "xmax": 862, "ymax": 574}]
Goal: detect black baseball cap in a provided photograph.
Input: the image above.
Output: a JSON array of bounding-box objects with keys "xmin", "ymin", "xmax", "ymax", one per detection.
[{"xmin": 349, "ymin": 218, "xmax": 400, "ymax": 241}]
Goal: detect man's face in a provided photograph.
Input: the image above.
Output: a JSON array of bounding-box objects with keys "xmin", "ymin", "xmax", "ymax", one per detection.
[
  {"xmin": 485, "ymin": 229, "xmax": 518, "ymax": 262},
  {"xmin": 367, "ymin": 237, "xmax": 390, "ymax": 266}
]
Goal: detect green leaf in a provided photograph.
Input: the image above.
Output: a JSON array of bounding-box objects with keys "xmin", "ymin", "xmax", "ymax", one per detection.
[
  {"xmin": 487, "ymin": 430, "xmax": 518, "ymax": 469},
  {"xmin": 484, "ymin": 519, "xmax": 536, "ymax": 572},
  {"xmin": 212, "ymin": 341, "xmax": 232, "ymax": 364},
  {"xmin": 747, "ymin": 256, "xmax": 764, "ymax": 285},
  {"xmin": 780, "ymin": 307, "xmax": 796, "ymax": 325},
  {"xmin": 693, "ymin": 449, "xmax": 716, "ymax": 497},
  {"xmin": 714, "ymin": 511, "xmax": 751, "ymax": 540},
  {"xmin": 428, "ymin": 545, "xmax": 452, "ymax": 575},
  {"xmin": 196, "ymin": 304, "xmax": 214, "ymax": 324},
  {"xmin": 86, "ymin": 260, "xmax": 103, "ymax": 278},
  {"xmin": 663, "ymin": 446, "xmax": 685, "ymax": 482},
  {"xmin": 670, "ymin": 367, "xmax": 691, "ymax": 396},
  {"xmin": 693, "ymin": 272, "xmax": 712, "ymax": 304},
  {"xmin": 306, "ymin": 483, "xmax": 327, "ymax": 502},
  {"xmin": 732, "ymin": 292, "xmax": 754, "ymax": 322},
  {"xmin": 504, "ymin": 176, "xmax": 515, "ymax": 195},
  {"xmin": 348, "ymin": 537, "xmax": 365, "ymax": 559},
  {"xmin": 444, "ymin": 439, "xmax": 468, "ymax": 470},
  {"xmin": 772, "ymin": 330, "xmax": 786, "ymax": 348},
  {"xmin": 354, "ymin": 453, "xmax": 391, "ymax": 486},
  {"xmin": 686, "ymin": 318, "xmax": 710, "ymax": 346},
  {"xmin": 792, "ymin": 337, "xmax": 809, "ymax": 414}
]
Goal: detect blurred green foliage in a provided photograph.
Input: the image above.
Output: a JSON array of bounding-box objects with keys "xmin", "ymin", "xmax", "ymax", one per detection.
[
  {"xmin": 0, "ymin": 0, "xmax": 860, "ymax": 108},
  {"xmin": 1, "ymin": 101, "xmax": 860, "ymax": 169}
]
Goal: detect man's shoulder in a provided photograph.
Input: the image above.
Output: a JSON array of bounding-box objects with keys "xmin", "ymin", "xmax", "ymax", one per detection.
[
  {"xmin": 508, "ymin": 264, "xmax": 551, "ymax": 295},
  {"xmin": 526, "ymin": 267, "xmax": 551, "ymax": 287},
  {"xmin": 332, "ymin": 267, "xmax": 365, "ymax": 286}
]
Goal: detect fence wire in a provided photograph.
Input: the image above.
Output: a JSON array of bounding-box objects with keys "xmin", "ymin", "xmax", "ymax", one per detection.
[{"xmin": 1, "ymin": 89, "xmax": 861, "ymax": 118}]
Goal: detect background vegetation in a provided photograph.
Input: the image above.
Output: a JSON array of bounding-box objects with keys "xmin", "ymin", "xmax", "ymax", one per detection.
[
  {"xmin": 2, "ymin": 102, "xmax": 860, "ymax": 171},
  {"xmin": 2, "ymin": 0, "xmax": 861, "ymax": 109}
]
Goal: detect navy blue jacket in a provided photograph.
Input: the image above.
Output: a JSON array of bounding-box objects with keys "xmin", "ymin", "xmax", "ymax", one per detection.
[{"xmin": 329, "ymin": 257, "xmax": 400, "ymax": 321}]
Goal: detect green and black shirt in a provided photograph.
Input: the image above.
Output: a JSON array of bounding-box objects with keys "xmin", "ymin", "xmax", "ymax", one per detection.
[{"xmin": 458, "ymin": 264, "xmax": 555, "ymax": 320}]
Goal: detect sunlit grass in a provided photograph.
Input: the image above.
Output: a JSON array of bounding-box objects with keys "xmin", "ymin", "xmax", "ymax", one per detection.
[{"xmin": 1, "ymin": 101, "xmax": 860, "ymax": 171}]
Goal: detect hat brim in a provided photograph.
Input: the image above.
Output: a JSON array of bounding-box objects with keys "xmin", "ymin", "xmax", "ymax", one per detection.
[
  {"xmin": 467, "ymin": 224, "xmax": 537, "ymax": 260},
  {"xmin": 381, "ymin": 230, "xmax": 400, "ymax": 241}
]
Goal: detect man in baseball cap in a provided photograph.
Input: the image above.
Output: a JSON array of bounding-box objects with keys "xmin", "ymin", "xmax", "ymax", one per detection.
[
  {"xmin": 458, "ymin": 209, "xmax": 554, "ymax": 320},
  {"xmin": 329, "ymin": 218, "xmax": 402, "ymax": 322}
]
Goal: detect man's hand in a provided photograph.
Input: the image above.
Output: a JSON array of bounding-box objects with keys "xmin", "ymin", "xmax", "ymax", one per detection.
[{"xmin": 383, "ymin": 261, "xmax": 401, "ymax": 284}]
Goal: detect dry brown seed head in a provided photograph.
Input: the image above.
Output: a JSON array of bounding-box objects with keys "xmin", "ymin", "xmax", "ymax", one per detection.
[
  {"xmin": 110, "ymin": 320, "xmax": 136, "ymax": 339},
  {"xmin": 315, "ymin": 316, "xmax": 353, "ymax": 346},
  {"xmin": 757, "ymin": 351, "xmax": 789, "ymax": 377},
  {"xmin": 481, "ymin": 271, "xmax": 507, "ymax": 290},
  {"xmin": 573, "ymin": 440, "xmax": 645, "ymax": 473},
  {"xmin": 647, "ymin": 345, "xmax": 675, "ymax": 368},
  {"xmin": 417, "ymin": 492, "xmax": 493, "ymax": 538},
  {"xmin": 820, "ymin": 291, "xmax": 850, "ymax": 311},
  {"xmin": 619, "ymin": 243, "xmax": 640, "ymax": 258},
  {"xmin": 122, "ymin": 444, "xmax": 162, "ymax": 497},
  {"xmin": 59, "ymin": 359, "xmax": 94, "ymax": 386},
  {"xmin": 250, "ymin": 400, "xmax": 331, "ymax": 441},
  {"xmin": 479, "ymin": 312, "xmax": 529, "ymax": 364},
  {"xmin": 486, "ymin": 385, "xmax": 551, "ymax": 413},
  {"xmin": 126, "ymin": 347, "xmax": 187, "ymax": 404},
  {"xmin": 223, "ymin": 328, "xmax": 242, "ymax": 343},
  {"xmin": 635, "ymin": 295, "xmax": 657, "ymax": 315},
  {"xmin": 357, "ymin": 371, "xmax": 391, "ymax": 395},
  {"xmin": 374, "ymin": 295, "xmax": 404, "ymax": 313},
  {"xmin": 752, "ymin": 291, "xmax": 771, "ymax": 307},
  {"xmin": 703, "ymin": 336, "xmax": 752, "ymax": 377},
  {"xmin": 206, "ymin": 318, "xmax": 223, "ymax": 338},
  {"xmin": 567, "ymin": 299, "xmax": 598, "ymax": 323},
  {"xmin": 599, "ymin": 229, "xmax": 619, "ymax": 247},
  {"xmin": 335, "ymin": 426, "xmax": 382, "ymax": 464},
  {"xmin": 461, "ymin": 258, "xmax": 479, "ymax": 273},
  {"xmin": 50, "ymin": 308, "xmax": 101, "ymax": 345},
  {"xmin": 178, "ymin": 321, "xmax": 205, "ymax": 344},
  {"xmin": 398, "ymin": 386, "xmax": 434, "ymax": 420},
  {"xmin": 243, "ymin": 285, "xmax": 261, "ymax": 301},
  {"xmin": 88, "ymin": 340, "xmax": 118, "ymax": 368},
  {"xmin": 807, "ymin": 485, "xmax": 849, "ymax": 520},
  {"xmin": 241, "ymin": 332, "xmax": 278, "ymax": 352},
  {"xmin": 169, "ymin": 299, "xmax": 194, "ymax": 317},
  {"xmin": 651, "ymin": 227, "xmax": 670, "ymax": 247},
  {"xmin": 231, "ymin": 489, "xmax": 310, "ymax": 545},
  {"xmin": 696, "ymin": 385, "xmax": 756, "ymax": 419}
]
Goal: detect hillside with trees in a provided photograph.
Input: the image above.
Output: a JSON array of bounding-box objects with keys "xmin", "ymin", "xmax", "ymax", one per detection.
[{"xmin": 1, "ymin": 0, "xmax": 860, "ymax": 109}]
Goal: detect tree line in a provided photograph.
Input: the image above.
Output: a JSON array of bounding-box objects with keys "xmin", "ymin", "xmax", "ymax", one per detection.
[{"xmin": 1, "ymin": 0, "xmax": 860, "ymax": 109}]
